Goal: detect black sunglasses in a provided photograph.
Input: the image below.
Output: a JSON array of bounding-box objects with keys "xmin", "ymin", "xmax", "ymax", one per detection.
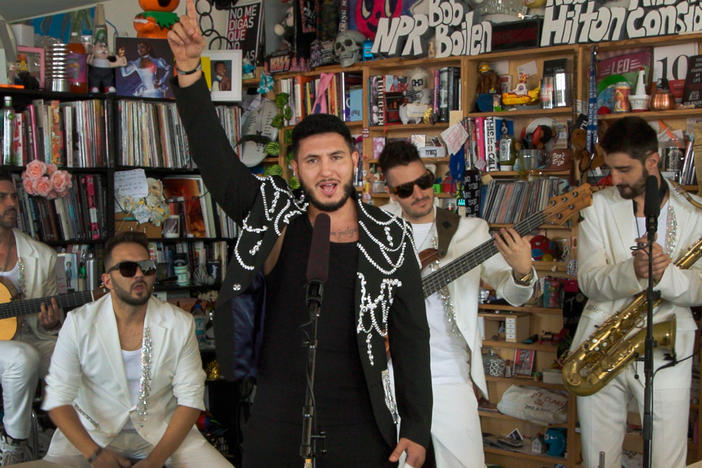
[
  {"xmin": 107, "ymin": 260, "xmax": 157, "ymax": 277},
  {"xmin": 389, "ymin": 170, "xmax": 435, "ymax": 199}
]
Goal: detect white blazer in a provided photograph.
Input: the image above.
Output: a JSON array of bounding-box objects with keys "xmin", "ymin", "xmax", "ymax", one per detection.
[
  {"xmin": 384, "ymin": 204, "xmax": 535, "ymax": 398},
  {"xmin": 14, "ymin": 228, "xmax": 59, "ymax": 340},
  {"xmin": 42, "ymin": 294, "xmax": 206, "ymax": 448},
  {"xmin": 572, "ymin": 182, "xmax": 702, "ymax": 373}
]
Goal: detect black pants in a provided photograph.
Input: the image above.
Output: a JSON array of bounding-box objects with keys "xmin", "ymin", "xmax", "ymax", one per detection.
[{"xmin": 242, "ymin": 415, "xmax": 397, "ymax": 468}]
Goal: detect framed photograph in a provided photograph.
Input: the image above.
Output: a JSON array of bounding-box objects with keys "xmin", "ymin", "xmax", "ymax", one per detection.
[
  {"xmin": 11, "ymin": 46, "xmax": 44, "ymax": 87},
  {"xmin": 201, "ymin": 49, "xmax": 242, "ymax": 102},
  {"xmin": 114, "ymin": 37, "xmax": 174, "ymax": 99},
  {"xmin": 512, "ymin": 348, "xmax": 536, "ymax": 376}
]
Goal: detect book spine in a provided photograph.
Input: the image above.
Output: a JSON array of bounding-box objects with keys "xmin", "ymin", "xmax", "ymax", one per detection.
[
  {"xmin": 484, "ymin": 117, "xmax": 498, "ymax": 172},
  {"xmin": 84, "ymin": 174, "xmax": 100, "ymax": 240}
]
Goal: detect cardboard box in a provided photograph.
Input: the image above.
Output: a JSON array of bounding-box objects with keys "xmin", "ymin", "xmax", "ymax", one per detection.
[
  {"xmin": 114, "ymin": 212, "xmax": 162, "ymax": 238},
  {"xmin": 482, "ymin": 312, "xmax": 530, "ymax": 343}
]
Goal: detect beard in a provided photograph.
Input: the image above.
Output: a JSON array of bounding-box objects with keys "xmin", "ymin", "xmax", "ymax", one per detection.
[
  {"xmin": 112, "ymin": 279, "xmax": 152, "ymax": 306},
  {"xmin": 0, "ymin": 208, "xmax": 17, "ymax": 230},
  {"xmin": 299, "ymin": 175, "xmax": 356, "ymax": 212},
  {"xmin": 616, "ymin": 168, "xmax": 648, "ymax": 200}
]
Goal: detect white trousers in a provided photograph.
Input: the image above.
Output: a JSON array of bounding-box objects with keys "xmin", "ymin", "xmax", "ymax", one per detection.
[
  {"xmin": 44, "ymin": 427, "xmax": 233, "ymax": 467},
  {"xmin": 577, "ymin": 330, "xmax": 694, "ymax": 468},
  {"xmin": 0, "ymin": 334, "xmax": 55, "ymax": 439},
  {"xmin": 431, "ymin": 383, "xmax": 485, "ymax": 468}
]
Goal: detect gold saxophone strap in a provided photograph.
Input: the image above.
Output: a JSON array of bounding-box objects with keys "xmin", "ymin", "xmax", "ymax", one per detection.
[{"xmin": 672, "ymin": 181, "xmax": 702, "ymax": 210}]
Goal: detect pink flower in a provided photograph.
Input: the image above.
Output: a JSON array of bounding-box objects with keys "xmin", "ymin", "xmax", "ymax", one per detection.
[
  {"xmin": 46, "ymin": 163, "xmax": 58, "ymax": 176},
  {"xmin": 51, "ymin": 170, "xmax": 72, "ymax": 193},
  {"xmin": 25, "ymin": 160, "xmax": 46, "ymax": 180},
  {"xmin": 34, "ymin": 176, "xmax": 52, "ymax": 197},
  {"xmin": 22, "ymin": 173, "xmax": 35, "ymax": 195}
]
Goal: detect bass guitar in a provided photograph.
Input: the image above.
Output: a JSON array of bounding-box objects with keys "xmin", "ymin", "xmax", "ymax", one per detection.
[{"xmin": 420, "ymin": 184, "xmax": 592, "ymax": 297}]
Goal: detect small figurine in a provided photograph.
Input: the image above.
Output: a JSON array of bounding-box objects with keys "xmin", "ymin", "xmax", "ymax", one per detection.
[
  {"xmin": 87, "ymin": 28, "xmax": 127, "ymax": 93},
  {"xmin": 134, "ymin": 0, "xmax": 180, "ymax": 38},
  {"xmin": 544, "ymin": 428, "xmax": 567, "ymax": 457},
  {"xmin": 400, "ymin": 68, "xmax": 432, "ymax": 124},
  {"xmin": 476, "ymin": 63, "xmax": 499, "ymax": 94},
  {"xmin": 334, "ymin": 30, "xmax": 365, "ymax": 67},
  {"xmin": 501, "ymin": 73, "xmax": 540, "ymax": 106}
]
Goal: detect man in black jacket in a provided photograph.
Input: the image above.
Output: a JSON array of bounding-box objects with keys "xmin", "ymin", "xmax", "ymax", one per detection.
[{"xmin": 167, "ymin": 2, "xmax": 432, "ymax": 466}]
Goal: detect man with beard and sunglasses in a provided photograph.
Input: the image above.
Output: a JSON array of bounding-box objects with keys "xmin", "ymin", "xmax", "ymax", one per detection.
[
  {"xmin": 42, "ymin": 231, "xmax": 232, "ymax": 467},
  {"xmin": 378, "ymin": 141, "xmax": 535, "ymax": 468},
  {"xmin": 573, "ymin": 117, "xmax": 702, "ymax": 468},
  {"xmin": 166, "ymin": 2, "xmax": 431, "ymax": 466},
  {"xmin": 0, "ymin": 172, "xmax": 62, "ymax": 465}
]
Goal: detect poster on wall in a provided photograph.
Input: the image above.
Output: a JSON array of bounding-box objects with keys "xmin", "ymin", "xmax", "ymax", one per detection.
[
  {"xmin": 32, "ymin": 8, "xmax": 95, "ymax": 43},
  {"xmin": 226, "ymin": 0, "xmax": 264, "ymax": 65},
  {"xmin": 114, "ymin": 37, "xmax": 174, "ymax": 99}
]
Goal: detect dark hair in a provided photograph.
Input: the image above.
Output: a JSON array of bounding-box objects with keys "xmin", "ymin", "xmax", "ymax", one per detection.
[
  {"xmin": 104, "ymin": 231, "xmax": 150, "ymax": 269},
  {"xmin": 0, "ymin": 168, "xmax": 12, "ymax": 183},
  {"xmin": 377, "ymin": 141, "xmax": 421, "ymax": 174},
  {"xmin": 291, "ymin": 114, "xmax": 354, "ymax": 158},
  {"xmin": 600, "ymin": 116, "xmax": 659, "ymax": 164}
]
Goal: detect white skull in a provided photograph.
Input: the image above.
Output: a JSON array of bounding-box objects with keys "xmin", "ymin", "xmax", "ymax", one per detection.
[{"xmin": 334, "ymin": 30, "xmax": 365, "ymax": 67}]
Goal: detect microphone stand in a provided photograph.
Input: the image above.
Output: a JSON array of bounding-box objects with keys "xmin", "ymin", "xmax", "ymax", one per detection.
[
  {"xmin": 300, "ymin": 280, "xmax": 326, "ymax": 468},
  {"xmin": 642, "ymin": 207, "xmax": 658, "ymax": 468}
]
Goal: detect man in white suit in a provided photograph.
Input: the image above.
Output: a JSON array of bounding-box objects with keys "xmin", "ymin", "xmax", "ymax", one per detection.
[
  {"xmin": 0, "ymin": 173, "xmax": 62, "ymax": 465},
  {"xmin": 573, "ymin": 116, "xmax": 702, "ymax": 468},
  {"xmin": 378, "ymin": 141, "xmax": 536, "ymax": 467},
  {"xmin": 42, "ymin": 231, "xmax": 232, "ymax": 467}
]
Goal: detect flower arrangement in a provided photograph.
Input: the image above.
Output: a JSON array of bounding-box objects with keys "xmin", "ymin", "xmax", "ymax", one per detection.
[
  {"xmin": 117, "ymin": 177, "xmax": 169, "ymax": 226},
  {"xmin": 21, "ymin": 160, "xmax": 73, "ymax": 199}
]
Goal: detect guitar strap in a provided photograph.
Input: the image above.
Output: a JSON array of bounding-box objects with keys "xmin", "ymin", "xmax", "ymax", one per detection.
[{"xmin": 435, "ymin": 207, "xmax": 460, "ymax": 259}]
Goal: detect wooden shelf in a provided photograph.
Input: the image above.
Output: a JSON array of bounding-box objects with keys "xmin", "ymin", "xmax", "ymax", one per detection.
[
  {"xmin": 485, "ymin": 375, "xmax": 565, "ymax": 390},
  {"xmin": 534, "ymin": 261, "xmax": 568, "ymax": 273},
  {"xmin": 479, "ymin": 304, "xmax": 563, "ymax": 315},
  {"xmin": 367, "ymin": 157, "xmax": 451, "ymax": 164},
  {"xmin": 469, "ymin": 107, "xmax": 574, "ymax": 118},
  {"xmin": 483, "ymin": 340, "xmax": 559, "ymax": 352},
  {"xmin": 368, "ymin": 122, "xmax": 450, "ymax": 132},
  {"xmin": 597, "ymin": 108, "xmax": 702, "ymax": 120},
  {"xmin": 483, "ymin": 445, "xmax": 567, "ymax": 464},
  {"xmin": 478, "ymin": 410, "xmax": 567, "ymax": 428}
]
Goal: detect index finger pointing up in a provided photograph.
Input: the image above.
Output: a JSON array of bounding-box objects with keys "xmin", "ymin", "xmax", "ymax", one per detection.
[{"xmin": 187, "ymin": 0, "xmax": 197, "ymax": 20}]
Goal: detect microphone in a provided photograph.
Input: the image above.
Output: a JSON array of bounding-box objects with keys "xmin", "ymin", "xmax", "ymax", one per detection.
[
  {"xmin": 305, "ymin": 213, "xmax": 330, "ymax": 315},
  {"xmin": 644, "ymin": 175, "xmax": 659, "ymax": 236}
]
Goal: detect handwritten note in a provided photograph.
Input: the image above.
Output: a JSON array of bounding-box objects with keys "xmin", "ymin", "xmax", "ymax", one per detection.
[
  {"xmin": 114, "ymin": 169, "xmax": 148, "ymax": 199},
  {"xmin": 441, "ymin": 123, "xmax": 468, "ymax": 156}
]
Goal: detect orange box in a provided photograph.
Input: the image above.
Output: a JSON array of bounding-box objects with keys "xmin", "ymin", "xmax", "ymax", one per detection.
[{"xmin": 114, "ymin": 212, "xmax": 162, "ymax": 238}]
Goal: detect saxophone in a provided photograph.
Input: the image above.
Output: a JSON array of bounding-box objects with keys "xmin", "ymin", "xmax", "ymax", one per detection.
[{"xmin": 563, "ymin": 236, "xmax": 702, "ymax": 396}]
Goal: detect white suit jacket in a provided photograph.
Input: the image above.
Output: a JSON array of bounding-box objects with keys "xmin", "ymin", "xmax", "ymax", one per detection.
[
  {"xmin": 384, "ymin": 204, "xmax": 535, "ymax": 398},
  {"xmin": 42, "ymin": 294, "xmax": 206, "ymax": 448},
  {"xmin": 14, "ymin": 228, "xmax": 59, "ymax": 340},
  {"xmin": 572, "ymin": 181, "xmax": 702, "ymax": 365}
]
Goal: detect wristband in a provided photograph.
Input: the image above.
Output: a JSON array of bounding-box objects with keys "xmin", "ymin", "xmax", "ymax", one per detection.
[
  {"xmin": 87, "ymin": 446, "xmax": 103, "ymax": 463},
  {"xmin": 176, "ymin": 62, "xmax": 202, "ymax": 75}
]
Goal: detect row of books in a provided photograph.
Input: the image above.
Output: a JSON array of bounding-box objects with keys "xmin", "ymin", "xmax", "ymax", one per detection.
[
  {"xmin": 215, "ymin": 105, "xmax": 243, "ymax": 167},
  {"xmin": 11, "ymin": 172, "xmax": 107, "ymax": 242},
  {"xmin": 368, "ymin": 67, "xmax": 461, "ymax": 126},
  {"xmin": 4, "ymin": 99, "xmax": 107, "ymax": 168},
  {"xmin": 161, "ymin": 175, "xmax": 238, "ymax": 239},
  {"xmin": 278, "ymin": 72, "xmax": 363, "ymax": 125},
  {"xmin": 479, "ymin": 177, "xmax": 570, "ymax": 224},
  {"xmin": 148, "ymin": 239, "xmax": 229, "ymax": 286},
  {"xmin": 464, "ymin": 116, "xmax": 514, "ymax": 172},
  {"xmin": 117, "ymin": 100, "xmax": 191, "ymax": 168}
]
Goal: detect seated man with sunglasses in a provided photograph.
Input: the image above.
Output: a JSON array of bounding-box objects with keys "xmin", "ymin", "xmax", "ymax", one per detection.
[
  {"xmin": 378, "ymin": 141, "xmax": 536, "ymax": 468},
  {"xmin": 41, "ymin": 231, "xmax": 232, "ymax": 467}
]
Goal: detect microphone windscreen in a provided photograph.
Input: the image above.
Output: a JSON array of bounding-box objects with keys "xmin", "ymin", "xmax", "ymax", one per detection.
[
  {"xmin": 305, "ymin": 213, "xmax": 330, "ymax": 283},
  {"xmin": 644, "ymin": 175, "xmax": 660, "ymax": 218}
]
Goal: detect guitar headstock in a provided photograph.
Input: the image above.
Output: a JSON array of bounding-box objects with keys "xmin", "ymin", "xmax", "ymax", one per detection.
[{"xmin": 543, "ymin": 184, "xmax": 592, "ymax": 225}]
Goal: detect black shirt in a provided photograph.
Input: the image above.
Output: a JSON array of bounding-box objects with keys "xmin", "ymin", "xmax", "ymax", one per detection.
[{"xmin": 255, "ymin": 215, "xmax": 373, "ymax": 426}]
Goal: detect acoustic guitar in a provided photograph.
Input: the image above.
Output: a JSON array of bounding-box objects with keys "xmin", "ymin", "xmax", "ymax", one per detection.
[
  {"xmin": 0, "ymin": 278, "xmax": 108, "ymax": 340},
  {"xmin": 419, "ymin": 184, "xmax": 592, "ymax": 296}
]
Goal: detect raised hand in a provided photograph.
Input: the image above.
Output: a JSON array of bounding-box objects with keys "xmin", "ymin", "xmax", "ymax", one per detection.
[
  {"xmin": 167, "ymin": 0, "xmax": 206, "ymax": 75},
  {"xmin": 494, "ymin": 227, "xmax": 533, "ymax": 278}
]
